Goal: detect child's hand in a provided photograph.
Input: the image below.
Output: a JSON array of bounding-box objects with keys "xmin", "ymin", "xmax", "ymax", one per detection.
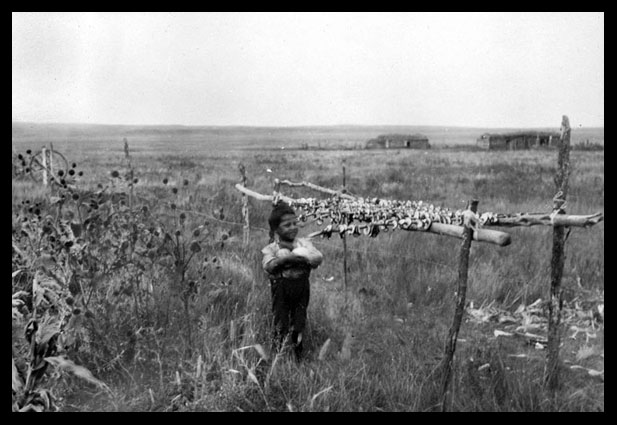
[
  {"xmin": 268, "ymin": 253, "xmax": 309, "ymax": 274},
  {"xmin": 279, "ymin": 253, "xmax": 310, "ymax": 268},
  {"xmin": 277, "ymin": 248, "xmax": 292, "ymax": 258},
  {"xmin": 287, "ymin": 253, "xmax": 310, "ymax": 265},
  {"xmin": 292, "ymin": 246, "xmax": 310, "ymax": 258}
]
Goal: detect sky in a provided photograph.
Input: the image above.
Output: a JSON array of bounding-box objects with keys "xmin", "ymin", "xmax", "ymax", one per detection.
[{"xmin": 12, "ymin": 12, "xmax": 604, "ymax": 128}]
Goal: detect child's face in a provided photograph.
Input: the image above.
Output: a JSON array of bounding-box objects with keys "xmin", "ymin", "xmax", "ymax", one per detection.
[{"xmin": 276, "ymin": 213, "xmax": 298, "ymax": 242}]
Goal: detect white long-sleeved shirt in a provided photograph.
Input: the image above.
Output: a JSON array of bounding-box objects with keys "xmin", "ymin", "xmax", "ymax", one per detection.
[{"xmin": 261, "ymin": 237, "xmax": 323, "ymax": 278}]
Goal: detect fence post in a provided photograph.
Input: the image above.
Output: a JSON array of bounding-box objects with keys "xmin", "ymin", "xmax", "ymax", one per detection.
[
  {"xmin": 342, "ymin": 160, "xmax": 349, "ymax": 295},
  {"xmin": 123, "ymin": 138, "xmax": 134, "ymax": 211},
  {"xmin": 440, "ymin": 199, "xmax": 479, "ymax": 411},
  {"xmin": 545, "ymin": 115, "xmax": 571, "ymax": 392},
  {"xmin": 238, "ymin": 163, "xmax": 250, "ymax": 247},
  {"xmin": 49, "ymin": 143, "xmax": 54, "ymax": 183},
  {"xmin": 41, "ymin": 146, "xmax": 48, "ymax": 187}
]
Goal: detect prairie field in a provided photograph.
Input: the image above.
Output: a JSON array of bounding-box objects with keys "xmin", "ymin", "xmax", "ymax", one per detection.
[{"xmin": 11, "ymin": 124, "xmax": 604, "ymax": 412}]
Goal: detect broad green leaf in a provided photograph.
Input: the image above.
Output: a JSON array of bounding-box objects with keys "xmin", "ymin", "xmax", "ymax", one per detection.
[
  {"xmin": 12, "ymin": 357, "xmax": 23, "ymax": 392},
  {"xmin": 37, "ymin": 314, "xmax": 61, "ymax": 345},
  {"xmin": 18, "ymin": 403, "xmax": 44, "ymax": 412}
]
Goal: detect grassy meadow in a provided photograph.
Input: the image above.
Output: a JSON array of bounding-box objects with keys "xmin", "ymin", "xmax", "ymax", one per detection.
[{"xmin": 12, "ymin": 124, "xmax": 604, "ymax": 411}]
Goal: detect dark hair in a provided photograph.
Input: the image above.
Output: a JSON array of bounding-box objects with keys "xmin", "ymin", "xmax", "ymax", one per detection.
[{"xmin": 268, "ymin": 201, "xmax": 295, "ymax": 243}]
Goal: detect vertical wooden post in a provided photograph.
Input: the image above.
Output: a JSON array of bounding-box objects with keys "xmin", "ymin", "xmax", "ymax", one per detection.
[
  {"xmin": 123, "ymin": 138, "xmax": 134, "ymax": 211},
  {"xmin": 41, "ymin": 146, "xmax": 48, "ymax": 187},
  {"xmin": 342, "ymin": 160, "xmax": 349, "ymax": 295},
  {"xmin": 238, "ymin": 163, "xmax": 250, "ymax": 247},
  {"xmin": 440, "ymin": 199, "xmax": 479, "ymax": 411},
  {"xmin": 49, "ymin": 143, "xmax": 54, "ymax": 182},
  {"xmin": 545, "ymin": 115, "xmax": 571, "ymax": 392}
]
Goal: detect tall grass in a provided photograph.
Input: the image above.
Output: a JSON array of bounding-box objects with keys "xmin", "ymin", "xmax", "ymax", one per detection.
[{"xmin": 12, "ymin": 141, "xmax": 603, "ymax": 411}]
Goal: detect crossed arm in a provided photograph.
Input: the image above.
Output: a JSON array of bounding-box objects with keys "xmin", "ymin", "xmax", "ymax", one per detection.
[
  {"xmin": 263, "ymin": 254, "xmax": 311, "ymax": 275},
  {"xmin": 262, "ymin": 239, "xmax": 323, "ymax": 275}
]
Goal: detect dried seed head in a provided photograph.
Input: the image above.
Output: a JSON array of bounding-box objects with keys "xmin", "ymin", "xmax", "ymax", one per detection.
[
  {"xmin": 170, "ymin": 203, "xmax": 176, "ymax": 210},
  {"xmin": 111, "ymin": 170, "xmax": 120, "ymax": 178},
  {"xmin": 58, "ymin": 170, "xmax": 65, "ymax": 177},
  {"xmin": 72, "ymin": 193, "xmax": 79, "ymax": 201},
  {"xmin": 190, "ymin": 241, "xmax": 201, "ymax": 253},
  {"xmin": 179, "ymin": 212, "xmax": 187, "ymax": 220},
  {"xmin": 163, "ymin": 178, "xmax": 168, "ymax": 184},
  {"xmin": 78, "ymin": 171, "xmax": 84, "ymax": 176},
  {"xmin": 183, "ymin": 179, "xmax": 189, "ymax": 186},
  {"xmin": 68, "ymin": 169, "xmax": 75, "ymax": 176},
  {"xmin": 172, "ymin": 188, "xmax": 178, "ymax": 194}
]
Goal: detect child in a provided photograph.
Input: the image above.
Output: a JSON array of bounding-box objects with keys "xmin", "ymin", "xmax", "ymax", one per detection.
[{"xmin": 262, "ymin": 201, "xmax": 323, "ymax": 360}]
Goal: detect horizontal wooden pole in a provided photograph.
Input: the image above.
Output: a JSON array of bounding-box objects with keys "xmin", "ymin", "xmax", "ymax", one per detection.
[
  {"xmin": 307, "ymin": 222, "xmax": 511, "ymax": 246},
  {"xmin": 235, "ymin": 183, "xmax": 512, "ymax": 246},
  {"xmin": 430, "ymin": 223, "xmax": 511, "ymax": 246},
  {"xmin": 486, "ymin": 212, "xmax": 603, "ymax": 228},
  {"xmin": 278, "ymin": 179, "xmax": 355, "ymax": 200},
  {"xmin": 234, "ymin": 183, "xmax": 295, "ymax": 204}
]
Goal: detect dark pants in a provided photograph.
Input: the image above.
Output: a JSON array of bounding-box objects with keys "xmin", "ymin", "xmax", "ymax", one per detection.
[{"xmin": 270, "ymin": 272, "xmax": 310, "ymax": 360}]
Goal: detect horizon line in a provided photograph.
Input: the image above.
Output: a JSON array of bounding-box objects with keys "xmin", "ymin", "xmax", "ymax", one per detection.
[{"xmin": 11, "ymin": 120, "xmax": 604, "ymax": 130}]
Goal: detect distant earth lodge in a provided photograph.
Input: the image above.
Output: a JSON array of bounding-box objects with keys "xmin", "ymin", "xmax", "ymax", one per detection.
[
  {"xmin": 366, "ymin": 134, "xmax": 431, "ymax": 149},
  {"xmin": 476, "ymin": 131, "xmax": 561, "ymax": 150}
]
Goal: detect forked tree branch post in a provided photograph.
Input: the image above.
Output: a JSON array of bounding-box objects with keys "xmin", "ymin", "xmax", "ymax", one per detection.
[
  {"xmin": 545, "ymin": 115, "xmax": 572, "ymax": 392},
  {"xmin": 440, "ymin": 199, "xmax": 479, "ymax": 412},
  {"xmin": 41, "ymin": 146, "xmax": 48, "ymax": 187},
  {"xmin": 49, "ymin": 143, "xmax": 55, "ymax": 186},
  {"xmin": 238, "ymin": 163, "xmax": 250, "ymax": 247},
  {"xmin": 342, "ymin": 161, "xmax": 349, "ymax": 295}
]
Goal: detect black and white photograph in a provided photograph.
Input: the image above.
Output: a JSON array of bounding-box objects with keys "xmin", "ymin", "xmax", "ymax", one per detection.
[{"xmin": 12, "ymin": 12, "xmax": 604, "ymax": 412}]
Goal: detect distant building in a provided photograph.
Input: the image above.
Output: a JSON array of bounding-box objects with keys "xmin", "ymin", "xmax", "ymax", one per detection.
[
  {"xmin": 476, "ymin": 131, "xmax": 561, "ymax": 150},
  {"xmin": 366, "ymin": 134, "xmax": 430, "ymax": 149}
]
